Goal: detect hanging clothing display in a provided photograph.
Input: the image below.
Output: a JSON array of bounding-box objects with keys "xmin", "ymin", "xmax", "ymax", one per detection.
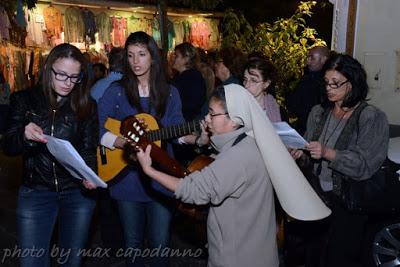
[
  {"xmin": 0, "ymin": 45, "xmax": 44, "ymax": 93},
  {"xmin": 16, "ymin": 0, "xmax": 27, "ymax": 28},
  {"xmin": 64, "ymin": 7, "xmax": 85, "ymax": 43},
  {"xmin": 111, "ymin": 16, "xmax": 127, "ymax": 47},
  {"xmin": 82, "ymin": 9, "xmax": 97, "ymax": 43},
  {"xmin": 190, "ymin": 19, "xmax": 211, "ymax": 49},
  {"xmin": 43, "ymin": 5, "xmax": 63, "ymax": 39},
  {"xmin": 25, "ymin": 8, "xmax": 47, "ymax": 47},
  {"xmin": 151, "ymin": 18, "xmax": 161, "ymax": 47},
  {"xmin": 0, "ymin": 7, "xmax": 11, "ymax": 41},
  {"xmin": 95, "ymin": 12, "xmax": 112, "ymax": 44}
]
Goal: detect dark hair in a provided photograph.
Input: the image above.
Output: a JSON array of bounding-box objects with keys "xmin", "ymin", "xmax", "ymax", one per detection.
[
  {"xmin": 41, "ymin": 43, "xmax": 94, "ymax": 120},
  {"xmin": 247, "ymin": 51, "xmax": 266, "ymax": 61},
  {"xmin": 174, "ymin": 42, "xmax": 199, "ymax": 70},
  {"xmin": 216, "ymin": 46, "xmax": 247, "ymax": 80},
  {"xmin": 121, "ymin": 31, "xmax": 169, "ymax": 118},
  {"xmin": 93, "ymin": 63, "xmax": 107, "ymax": 75},
  {"xmin": 244, "ymin": 58, "xmax": 277, "ymax": 95},
  {"xmin": 209, "ymin": 85, "xmax": 227, "ymax": 113},
  {"xmin": 108, "ymin": 47, "xmax": 125, "ymax": 72},
  {"xmin": 322, "ymin": 53, "xmax": 368, "ymax": 108}
]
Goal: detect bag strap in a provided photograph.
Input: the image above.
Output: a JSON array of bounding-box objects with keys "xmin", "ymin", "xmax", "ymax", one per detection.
[{"xmin": 232, "ymin": 132, "xmax": 247, "ymax": 147}]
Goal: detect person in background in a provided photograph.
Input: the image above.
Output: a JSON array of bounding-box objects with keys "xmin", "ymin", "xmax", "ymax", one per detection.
[
  {"xmin": 92, "ymin": 62, "xmax": 107, "ymax": 84},
  {"xmin": 290, "ymin": 54, "xmax": 389, "ymax": 267},
  {"xmin": 214, "ymin": 46, "xmax": 247, "ymax": 85},
  {"xmin": 170, "ymin": 42, "xmax": 207, "ymax": 165},
  {"xmin": 197, "ymin": 47, "xmax": 216, "ymax": 100},
  {"xmin": 287, "ymin": 46, "xmax": 330, "ymax": 135},
  {"xmin": 97, "ymin": 31, "xmax": 184, "ymax": 267},
  {"xmin": 3, "ymin": 43, "xmax": 98, "ymax": 267},
  {"xmin": 171, "ymin": 42, "xmax": 207, "ymax": 121},
  {"xmin": 135, "ymin": 84, "xmax": 330, "ymax": 267},
  {"xmin": 91, "ymin": 47, "xmax": 124, "ymax": 102},
  {"xmin": 243, "ymin": 58, "xmax": 281, "ymax": 122}
]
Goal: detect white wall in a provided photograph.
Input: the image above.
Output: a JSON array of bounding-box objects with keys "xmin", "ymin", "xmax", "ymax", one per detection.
[{"xmin": 354, "ymin": 0, "xmax": 400, "ymax": 124}]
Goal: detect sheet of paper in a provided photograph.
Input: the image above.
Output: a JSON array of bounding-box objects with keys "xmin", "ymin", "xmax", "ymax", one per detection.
[
  {"xmin": 272, "ymin": 122, "xmax": 309, "ymax": 149},
  {"xmin": 44, "ymin": 135, "xmax": 107, "ymax": 188}
]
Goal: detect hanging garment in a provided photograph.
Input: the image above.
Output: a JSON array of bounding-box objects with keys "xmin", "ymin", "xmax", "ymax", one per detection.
[
  {"xmin": 43, "ymin": 5, "xmax": 63, "ymax": 38},
  {"xmin": 25, "ymin": 8, "xmax": 46, "ymax": 46},
  {"xmin": 0, "ymin": 7, "xmax": 11, "ymax": 41},
  {"xmin": 82, "ymin": 9, "xmax": 97, "ymax": 43},
  {"xmin": 64, "ymin": 7, "xmax": 84, "ymax": 43},
  {"xmin": 95, "ymin": 12, "xmax": 112, "ymax": 43},
  {"xmin": 111, "ymin": 16, "xmax": 127, "ymax": 47}
]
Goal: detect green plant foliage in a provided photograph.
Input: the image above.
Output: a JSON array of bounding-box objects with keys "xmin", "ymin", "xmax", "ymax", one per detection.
[{"xmin": 221, "ymin": 1, "xmax": 326, "ymax": 107}]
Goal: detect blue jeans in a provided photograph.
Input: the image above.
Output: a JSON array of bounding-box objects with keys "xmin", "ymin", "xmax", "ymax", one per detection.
[
  {"xmin": 117, "ymin": 200, "xmax": 173, "ymax": 267},
  {"xmin": 16, "ymin": 186, "xmax": 96, "ymax": 267}
]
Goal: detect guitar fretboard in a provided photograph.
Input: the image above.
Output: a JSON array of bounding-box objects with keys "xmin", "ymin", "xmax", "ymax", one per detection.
[{"xmin": 146, "ymin": 120, "xmax": 200, "ymax": 142}]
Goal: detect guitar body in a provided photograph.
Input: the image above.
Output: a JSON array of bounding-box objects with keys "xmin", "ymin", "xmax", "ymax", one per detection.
[
  {"xmin": 97, "ymin": 113, "xmax": 161, "ymax": 182},
  {"xmin": 177, "ymin": 155, "xmax": 214, "ymax": 220}
]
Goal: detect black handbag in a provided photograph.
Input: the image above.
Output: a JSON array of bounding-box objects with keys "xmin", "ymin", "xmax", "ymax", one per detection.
[{"xmin": 340, "ymin": 158, "xmax": 400, "ymax": 215}]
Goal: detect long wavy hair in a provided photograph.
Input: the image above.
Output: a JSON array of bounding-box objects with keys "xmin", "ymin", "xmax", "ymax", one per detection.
[
  {"xmin": 41, "ymin": 43, "xmax": 93, "ymax": 120},
  {"xmin": 120, "ymin": 31, "xmax": 169, "ymax": 119},
  {"xmin": 174, "ymin": 42, "xmax": 199, "ymax": 70}
]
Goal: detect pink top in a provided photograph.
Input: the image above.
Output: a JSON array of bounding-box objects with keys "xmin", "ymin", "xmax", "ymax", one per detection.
[{"xmin": 262, "ymin": 94, "xmax": 281, "ymax": 123}]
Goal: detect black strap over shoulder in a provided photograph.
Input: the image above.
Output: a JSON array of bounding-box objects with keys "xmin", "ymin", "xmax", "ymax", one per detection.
[{"xmin": 232, "ymin": 132, "xmax": 247, "ymax": 147}]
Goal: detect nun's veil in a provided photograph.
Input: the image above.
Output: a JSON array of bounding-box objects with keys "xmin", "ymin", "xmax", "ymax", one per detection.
[{"xmin": 224, "ymin": 84, "xmax": 331, "ymax": 220}]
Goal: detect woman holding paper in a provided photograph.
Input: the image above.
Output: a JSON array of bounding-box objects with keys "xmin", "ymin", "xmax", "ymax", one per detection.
[
  {"xmin": 3, "ymin": 43, "xmax": 98, "ymax": 267},
  {"xmin": 290, "ymin": 54, "xmax": 389, "ymax": 267}
]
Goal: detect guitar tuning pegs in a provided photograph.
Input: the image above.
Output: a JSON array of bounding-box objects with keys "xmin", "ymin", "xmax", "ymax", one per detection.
[{"xmin": 139, "ymin": 130, "xmax": 144, "ymax": 135}]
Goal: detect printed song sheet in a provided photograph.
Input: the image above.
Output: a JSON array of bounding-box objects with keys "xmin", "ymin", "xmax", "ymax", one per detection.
[
  {"xmin": 45, "ymin": 135, "xmax": 107, "ymax": 188},
  {"xmin": 273, "ymin": 122, "xmax": 309, "ymax": 149}
]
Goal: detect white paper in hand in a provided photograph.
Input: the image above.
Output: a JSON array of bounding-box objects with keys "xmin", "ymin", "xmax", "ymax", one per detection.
[
  {"xmin": 273, "ymin": 122, "xmax": 309, "ymax": 149},
  {"xmin": 44, "ymin": 135, "xmax": 107, "ymax": 188}
]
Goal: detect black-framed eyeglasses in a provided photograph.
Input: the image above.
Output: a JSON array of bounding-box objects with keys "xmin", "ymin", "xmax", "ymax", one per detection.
[
  {"xmin": 51, "ymin": 68, "xmax": 82, "ymax": 84},
  {"xmin": 208, "ymin": 112, "xmax": 228, "ymax": 118},
  {"xmin": 324, "ymin": 80, "xmax": 349, "ymax": 89},
  {"xmin": 243, "ymin": 78, "xmax": 263, "ymax": 85}
]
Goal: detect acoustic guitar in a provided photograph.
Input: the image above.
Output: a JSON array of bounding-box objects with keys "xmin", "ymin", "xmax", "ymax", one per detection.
[
  {"xmin": 97, "ymin": 113, "xmax": 200, "ymax": 181},
  {"xmin": 121, "ymin": 116, "xmax": 214, "ymax": 221}
]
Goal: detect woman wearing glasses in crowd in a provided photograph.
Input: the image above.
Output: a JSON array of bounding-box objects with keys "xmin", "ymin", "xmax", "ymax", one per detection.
[
  {"xmin": 3, "ymin": 43, "xmax": 98, "ymax": 267},
  {"xmin": 290, "ymin": 54, "xmax": 389, "ymax": 267},
  {"xmin": 97, "ymin": 31, "xmax": 184, "ymax": 267},
  {"xmin": 243, "ymin": 57, "xmax": 281, "ymax": 122}
]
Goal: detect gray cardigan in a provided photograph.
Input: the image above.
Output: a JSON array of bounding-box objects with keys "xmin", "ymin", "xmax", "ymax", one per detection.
[
  {"xmin": 175, "ymin": 128, "xmax": 279, "ymax": 267},
  {"xmin": 303, "ymin": 103, "xmax": 389, "ymax": 194}
]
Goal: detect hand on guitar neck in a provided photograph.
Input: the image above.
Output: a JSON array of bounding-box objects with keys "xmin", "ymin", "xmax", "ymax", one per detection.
[{"xmin": 136, "ymin": 145, "xmax": 181, "ymax": 192}]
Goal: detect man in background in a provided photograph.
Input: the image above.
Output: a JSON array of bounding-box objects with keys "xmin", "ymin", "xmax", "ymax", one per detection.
[
  {"xmin": 91, "ymin": 47, "xmax": 124, "ymax": 102},
  {"xmin": 288, "ymin": 46, "xmax": 330, "ymax": 135}
]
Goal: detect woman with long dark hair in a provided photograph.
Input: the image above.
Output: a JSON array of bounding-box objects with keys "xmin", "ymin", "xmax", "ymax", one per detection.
[
  {"xmin": 3, "ymin": 43, "xmax": 98, "ymax": 266},
  {"xmin": 97, "ymin": 31, "xmax": 184, "ymax": 266}
]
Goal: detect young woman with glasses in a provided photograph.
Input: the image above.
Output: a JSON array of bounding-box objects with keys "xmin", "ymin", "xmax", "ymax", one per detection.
[{"xmin": 3, "ymin": 43, "xmax": 98, "ymax": 266}]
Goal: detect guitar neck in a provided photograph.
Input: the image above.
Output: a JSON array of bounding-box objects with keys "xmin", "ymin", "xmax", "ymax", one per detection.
[
  {"xmin": 147, "ymin": 120, "xmax": 200, "ymax": 142},
  {"xmin": 148, "ymin": 142, "xmax": 188, "ymax": 178}
]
